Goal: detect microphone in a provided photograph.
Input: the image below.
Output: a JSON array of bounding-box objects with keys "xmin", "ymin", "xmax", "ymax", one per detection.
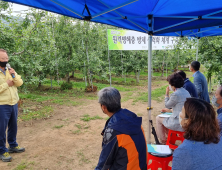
[{"xmin": 6, "ymin": 63, "xmax": 15, "ymax": 78}]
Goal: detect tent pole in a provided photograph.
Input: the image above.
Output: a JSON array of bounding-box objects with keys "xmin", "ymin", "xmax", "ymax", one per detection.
[
  {"xmin": 106, "ymin": 26, "xmax": 112, "ymax": 87},
  {"xmin": 166, "ymin": 51, "xmax": 168, "ymax": 79},
  {"xmin": 108, "ymin": 43, "xmax": 111, "ymax": 87},
  {"xmin": 196, "ymin": 39, "xmax": 199, "ymax": 61},
  {"xmin": 148, "ymin": 35, "xmax": 152, "ymax": 144}
]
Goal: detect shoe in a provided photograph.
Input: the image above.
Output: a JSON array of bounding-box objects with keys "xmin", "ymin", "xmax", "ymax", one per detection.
[
  {"xmin": 0, "ymin": 152, "xmax": 12, "ymax": 162},
  {"xmin": 8, "ymin": 146, "xmax": 25, "ymax": 153}
]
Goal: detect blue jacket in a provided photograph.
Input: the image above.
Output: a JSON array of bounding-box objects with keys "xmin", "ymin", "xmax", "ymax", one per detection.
[
  {"xmin": 172, "ymin": 138, "xmax": 222, "ymax": 170},
  {"xmin": 183, "ymin": 78, "xmax": 198, "ymax": 98},
  {"xmin": 95, "ymin": 109, "xmax": 147, "ymax": 170},
  {"xmin": 193, "ymin": 71, "xmax": 210, "ymax": 103},
  {"xmin": 217, "ymin": 108, "xmax": 222, "ymax": 133}
]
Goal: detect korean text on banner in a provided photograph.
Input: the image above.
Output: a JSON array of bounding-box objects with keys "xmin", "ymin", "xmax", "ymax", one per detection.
[{"xmin": 107, "ymin": 29, "xmax": 177, "ymax": 51}]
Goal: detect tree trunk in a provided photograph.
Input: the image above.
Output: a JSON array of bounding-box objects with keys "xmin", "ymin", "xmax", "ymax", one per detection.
[
  {"xmin": 66, "ymin": 45, "xmax": 72, "ymax": 83},
  {"xmin": 135, "ymin": 70, "xmax": 140, "ymax": 83},
  {"xmin": 177, "ymin": 51, "xmax": 179, "ymax": 70},
  {"xmin": 72, "ymin": 71, "xmax": 74, "ymax": 77},
  {"xmin": 50, "ymin": 76, "xmax": 53, "ymax": 88},
  {"xmin": 166, "ymin": 62, "xmax": 168, "ymax": 79},
  {"xmin": 66, "ymin": 73, "xmax": 70, "ymax": 83},
  {"xmin": 125, "ymin": 69, "xmax": 126, "ymax": 83},
  {"xmin": 38, "ymin": 72, "xmax": 42, "ymax": 88},
  {"xmin": 38, "ymin": 81, "xmax": 41, "ymax": 88},
  {"xmin": 85, "ymin": 38, "xmax": 92, "ymax": 87},
  {"xmin": 161, "ymin": 52, "xmax": 165, "ymax": 77},
  {"xmin": 84, "ymin": 62, "xmax": 87, "ymax": 86}
]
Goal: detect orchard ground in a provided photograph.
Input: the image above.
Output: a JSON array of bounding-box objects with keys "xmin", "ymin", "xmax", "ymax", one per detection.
[{"xmin": 0, "ymin": 70, "xmax": 214, "ymax": 170}]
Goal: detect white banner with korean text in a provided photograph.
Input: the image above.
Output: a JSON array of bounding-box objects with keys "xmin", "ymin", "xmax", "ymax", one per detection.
[{"xmin": 107, "ymin": 29, "xmax": 177, "ymax": 50}]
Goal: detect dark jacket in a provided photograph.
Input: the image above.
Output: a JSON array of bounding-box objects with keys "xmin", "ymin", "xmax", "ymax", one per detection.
[
  {"xmin": 217, "ymin": 108, "xmax": 222, "ymax": 134},
  {"xmin": 95, "ymin": 109, "xmax": 147, "ymax": 170},
  {"xmin": 193, "ymin": 71, "xmax": 210, "ymax": 103},
  {"xmin": 183, "ymin": 78, "xmax": 198, "ymax": 98}
]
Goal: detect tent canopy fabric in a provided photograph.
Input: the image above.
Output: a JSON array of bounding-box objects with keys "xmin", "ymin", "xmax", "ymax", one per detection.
[{"xmin": 3, "ymin": 0, "xmax": 222, "ymax": 38}]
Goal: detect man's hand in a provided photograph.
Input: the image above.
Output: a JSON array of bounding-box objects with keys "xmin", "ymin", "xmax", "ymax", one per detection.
[
  {"xmin": 9, "ymin": 68, "xmax": 15, "ymax": 76},
  {"xmin": 7, "ymin": 80, "xmax": 14, "ymax": 87}
]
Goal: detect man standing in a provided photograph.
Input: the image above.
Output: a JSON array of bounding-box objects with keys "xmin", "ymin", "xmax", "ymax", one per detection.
[
  {"xmin": 212, "ymin": 86, "xmax": 222, "ymax": 128},
  {"xmin": 177, "ymin": 70, "xmax": 198, "ymax": 98},
  {"xmin": 190, "ymin": 61, "xmax": 210, "ymax": 103},
  {"xmin": 0, "ymin": 49, "xmax": 25, "ymax": 162},
  {"xmin": 95, "ymin": 87, "xmax": 147, "ymax": 170}
]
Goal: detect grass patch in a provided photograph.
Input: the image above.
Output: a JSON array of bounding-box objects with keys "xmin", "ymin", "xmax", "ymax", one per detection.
[
  {"xmin": 13, "ymin": 161, "xmax": 35, "ymax": 170},
  {"xmin": 122, "ymin": 91, "xmax": 134, "ymax": 102},
  {"xmin": 75, "ymin": 124, "xmax": 90, "ymax": 129},
  {"xmin": 152, "ymin": 85, "xmax": 169, "ymax": 101},
  {"xmin": 81, "ymin": 114, "xmax": 103, "ymax": 122},
  {"xmin": 76, "ymin": 150, "xmax": 91, "ymax": 166},
  {"xmin": 114, "ymin": 85, "xmax": 137, "ymax": 92},
  {"xmin": 153, "ymin": 80, "xmax": 168, "ymax": 86},
  {"xmin": 134, "ymin": 85, "xmax": 168, "ymax": 103},
  {"xmin": 78, "ymin": 94, "xmax": 97, "ymax": 100},
  {"xmin": 19, "ymin": 106, "xmax": 53, "ymax": 121},
  {"xmin": 14, "ymin": 162, "xmax": 27, "ymax": 170},
  {"xmin": 54, "ymin": 125, "xmax": 64, "ymax": 129},
  {"xmin": 19, "ymin": 93, "xmax": 59, "ymax": 102},
  {"xmin": 72, "ymin": 130, "xmax": 81, "ymax": 134},
  {"xmin": 70, "ymin": 101, "xmax": 82, "ymax": 106},
  {"xmin": 75, "ymin": 124, "xmax": 82, "ymax": 129},
  {"xmin": 51, "ymin": 99, "xmax": 64, "ymax": 105}
]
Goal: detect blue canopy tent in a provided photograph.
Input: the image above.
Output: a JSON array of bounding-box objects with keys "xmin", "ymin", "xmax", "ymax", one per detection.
[
  {"xmin": 3, "ymin": 0, "xmax": 222, "ymax": 36},
  {"xmin": 3, "ymin": 0, "xmax": 222, "ymax": 143}
]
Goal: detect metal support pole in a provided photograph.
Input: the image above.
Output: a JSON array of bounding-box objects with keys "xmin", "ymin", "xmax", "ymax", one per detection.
[
  {"xmin": 121, "ymin": 50, "xmax": 123, "ymax": 78},
  {"xmin": 166, "ymin": 51, "xmax": 168, "ymax": 79},
  {"xmin": 196, "ymin": 39, "xmax": 199, "ymax": 61},
  {"xmin": 148, "ymin": 35, "xmax": 152, "ymax": 144},
  {"xmin": 108, "ymin": 50, "xmax": 111, "ymax": 87},
  {"xmin": 106, "ymin": 27, "xmax": 112, "ymax": 87}
]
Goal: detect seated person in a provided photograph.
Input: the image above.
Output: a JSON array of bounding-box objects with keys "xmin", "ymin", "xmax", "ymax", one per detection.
[
  {"xmin": 211, "ymin": 85, "xmax": 222, "ymax": 130},
  {"xmin": 172, "ymin": 98, "xmax": 222, "ymax": 170},
  {"xmin": 95, "ymin": 87, "xmax": 147, "ymax": 170},
  {"xmin": 156, "ymin": 73, "xmax": 190, "ymax": 144},
  {"xmin": 177, "ymin": 70, "xmax": 198, "ymax": 98}
]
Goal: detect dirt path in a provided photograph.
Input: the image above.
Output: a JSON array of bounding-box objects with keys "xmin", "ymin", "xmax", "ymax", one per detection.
[{"xmin": 0, "ymin": 92, "xmax": 164, "ymax": 170}]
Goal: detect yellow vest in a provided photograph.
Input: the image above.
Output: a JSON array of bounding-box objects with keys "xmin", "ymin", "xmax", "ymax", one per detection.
[{"xmin": 0, "ymin": 68, "xmax": 23, "ymax": 105}]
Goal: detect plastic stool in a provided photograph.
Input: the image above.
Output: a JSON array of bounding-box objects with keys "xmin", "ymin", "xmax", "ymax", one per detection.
[
  {"xmin": 147, "ymin": 152, "xmax": 173, "ymax": 170},
  {"xmin": 166, "ymin": 130, "xmax": 185, "ymax": 150}
]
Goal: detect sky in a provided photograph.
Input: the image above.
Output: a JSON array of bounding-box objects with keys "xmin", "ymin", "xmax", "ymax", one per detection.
[
  {"xmin": 0, "ymin": 3, "xmax": 32, "ymax": 16},
  {"xmin": 12, "ymin": 3, "xmax": 29, "ymax": 12},
  {"xmin": 7, "ymin": 3, "xmax": 57, "ymax": 17},
  {"xmin": 11, "ymin": 3, "xmax": 30, "ymax": 16}
]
